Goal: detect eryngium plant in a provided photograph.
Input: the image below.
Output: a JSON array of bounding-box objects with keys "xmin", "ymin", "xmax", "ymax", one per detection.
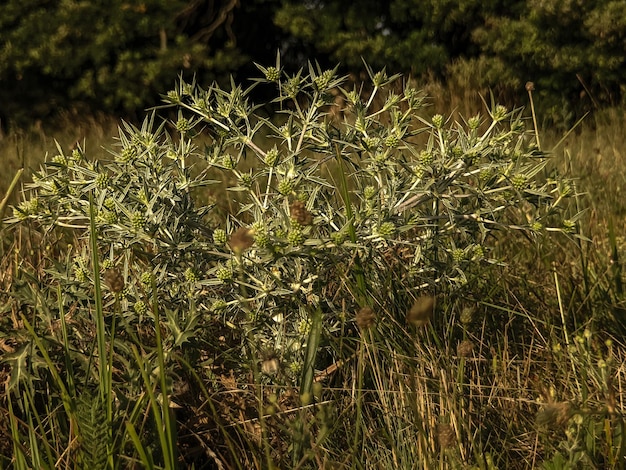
[{"xmin": 7, "ymin": 59, "xmax": 578, "ymax": 389}]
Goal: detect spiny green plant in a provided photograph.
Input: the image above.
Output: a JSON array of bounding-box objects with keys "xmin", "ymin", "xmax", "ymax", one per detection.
[{"xmin": 2, "ymin": 56, "xmax": 585, "ymax": 468}]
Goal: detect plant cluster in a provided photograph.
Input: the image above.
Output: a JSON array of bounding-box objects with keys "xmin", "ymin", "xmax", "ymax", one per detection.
[{"xmin": 2, "ymin": 58, "xmax": 613, "ymax": 468}]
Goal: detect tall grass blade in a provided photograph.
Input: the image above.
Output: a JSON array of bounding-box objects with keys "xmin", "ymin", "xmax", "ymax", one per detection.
[
  {"xmin": 0, "ymin": 168, "xmax": 23, "ymax": 224},
  {"xmin": 88, "ymin": 190, "xmax": 114, "ymax": 468},
  {"xmin": 293, "ymin": 304, "xmax": 322, "ymax": 465}
]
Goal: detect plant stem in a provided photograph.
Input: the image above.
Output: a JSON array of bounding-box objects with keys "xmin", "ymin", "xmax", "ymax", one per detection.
[{"xmin": 334, "ymin": 143, "xmax": 367, "ymax": 305}]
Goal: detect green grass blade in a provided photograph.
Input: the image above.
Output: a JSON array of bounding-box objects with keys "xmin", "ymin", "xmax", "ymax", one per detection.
[
  {"xmin": 125, "ymin": 421, "xmax": 155, "ymax": 469},
  {"xmin": 151, "ymin": 275, "xmax": 178, "ymax": 469},
  {"xmin": 88, "ymin": 191, "xmax": 114, "ymax": 468}
]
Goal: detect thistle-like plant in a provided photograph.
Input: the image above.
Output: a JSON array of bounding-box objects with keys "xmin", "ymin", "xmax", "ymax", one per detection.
[{"xmin": 3, "ymin": 56, "xmax": 581, "ymax": 467}]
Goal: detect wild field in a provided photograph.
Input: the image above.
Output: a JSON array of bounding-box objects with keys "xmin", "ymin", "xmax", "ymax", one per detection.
[{"xmin": 1, "ymin": 65, "xmax": 625, "ymax": 469}]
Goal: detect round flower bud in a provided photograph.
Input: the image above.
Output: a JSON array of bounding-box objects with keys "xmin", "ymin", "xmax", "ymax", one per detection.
[
  {"xmin": 239, "ymin": 172, "xmax": 253, "ymax": 188},
  {"xmin": 278, "ymin": 124, "xmax": 292, "ymax": 138},
  {"xmin": 313, "ymin": 69, "xmax": 334, "ymax": 90},
  {"xmin": 184, "ymin": 268, "xmax": 197, "ymax": 282},
  {"xmin": 134, "ymin": 300, "xmax": 148, "ymax": 315},
  {"xmin": 141, "ymin": 272, "xmax": 153, "ymax": 286},
  {"xmin": 450, "ymin": 146, "xmax": 463, "ymax": 159},
  {"xmin": 221, "ymin": 154, "xmax": 235, "ymax": 169},
  {"xmin": 287, "ymin": 227, "xmax": 304, "ymax": 246},
  {"xmin": 432, "ymin": 114, "xmax": 444, "ymax": 128},
  {"xmin": 562, "ymin": 219, "xmax": 576, "ymax": 234},
  {"xmin": 413, "ymin": 166, "xmax": 425, "ymax": 179},
  {"xmin": 52, "ymin": 154, "xmax": 67, "ymax": 165},
  {"xmin": 472, "ymin": 244, "xmax": 485, "ymax": 260},
  {"xmin": 298, "ymin": 319, "xmax": 311, "ymax": 336},
  {"xmin": 277, "ymin": 178, "xmax": 294, "ymax": 196},
  {"xmin": 213, "ymin": 228, "xmax": 227, "ymax": 245},
  {"xmin": 479, "ymin": 168, "xmax": 493, "ymax": 182},
  {"xmin": 95, "ymin": 173, "xmax": 109, "ymax": 190},
  {"xmin": 511, "ymin": 174, "xmax": 527, "ymax": 190},
  {"xmin": 468, "ymin": 115, "xmax": 481, "ymax": 130},
  {"xmin": 493, "ymin": 105, "xmax": 508, "ymax": 121},
  {"xmin": 27, "ymin": 198, "xmax": 40, "ymax": 214},
  {"xmin": 511, "ymin": 120, "xmax": 525, "ymax": 133},
  {"xmin": 119, "ymin": 146, "xmax": 138, "ymax": 163},
  {"xmin": 74, "ymin": 265, "xmax": 88, "ymax": 283},
  {"xmin": 373, "ymin": 150, "xmax": 389, "ymax": 164},
  {"xmin": 182, "ymin": 83, "xmax": 193, "ymax": 96},
  {"xmin": 363, "ymin": 136, "xmax": 380, "ymax": 150},
  {"xmin": 216, "ymin": 266, "xmax": 233, "ymax": 281},
  {"xmin": 104, "ymin": 197, "xmax": 116, "ymax": 211},
  {"xmin": 460, "ymin": 305, "xmax": 476, "ymax": 325},
  {"xmin": 452, "ymin": 248, "xmax": 465, "ymax": 263},
  {"xmin": 364, "ymin": 186, "xmax": 377, "ymax": 200},
  {"xmin": 377, "ymin": 221, "xmax": 396, "ymax": 238},
  {"xmin": 530, "ymin": 221, "xmax": 544, "ymax": 233},
  {"xmin": 289, "ymin": 362, "xmax": 302, "ymax": 375},
  {"xmin": 254, "ymin": 230, "xmax": 271, "ymax": 248},
  {"xmin": 176, "ymin": 117, "xmax": 190, "ymax": 133},
  {"xmin": 101, "ymin": 210, "xmax": 116, "ymax": 226},
  {"xmin": 419, "ymin": 150, "xmax": 435, "ymax": 166},
  {"xmin": 71, "ymin": 149, "xmax": 83, "ymax": 161},
  {"xmin": 331, "ymin": 232, "xmax": 345, "ymax": 245},
  {"xmin": 130, "ymin": 211, "xmax": 147, "ymax": 231},
  {"xmin": 384, "ymin": 134, "xmax": 400, "ymax": 148},
  {"xmin": 101, "ymin": 260, "xmax": 114, "ymax": 270},
  {"xmin": 264, "ymin": 66, "xmax": 280, "ymax": 82},
  {"xmin": 264, "ymin": 147, "xmax": 280, "ymax": 167}
]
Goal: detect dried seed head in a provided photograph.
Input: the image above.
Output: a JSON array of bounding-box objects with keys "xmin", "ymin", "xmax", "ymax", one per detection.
[
  {"xmin": 536, "ymin": 402, "xmax": 573, "ymax": 428},
  {"xmin": 356, "ymin": 306, "xmax": 376, "ymax": 330},
  {"xmin": 261, "ymin": 350, "xmax": 281, "ymax": 375},
  {"xmin": 104, "ymin": 268, "xmax": 125, "ymax": 293},
  {"xmin": 289, "ymin": 200, "xmax": 313, "ymax": 226},
  {"xmin": 457, "ymin": 339, "xmax": 474, "ymax": 357},
  {"xmin": 525, "ymin": 81, "xmax": 535, "ymax": 92},
  {"xmin": 436, "ymin": 423, "xmax": 456, "ymax": 450},
  {"xmin": 229, "ymin": 227, "xmax": 254, "ymax": 254},
  {"xmin": 407, "ymin": 295, "xmax": 434, "ymax": 327}
]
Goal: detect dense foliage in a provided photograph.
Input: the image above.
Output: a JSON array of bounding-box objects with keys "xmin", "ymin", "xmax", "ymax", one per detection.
[
  {"xmin": 0, "ymin": 0, "xmax": 283, "ymax": 125},
  {"xmin": 2, "ymin": 0, "xmax": 625, "ymax": 127}
]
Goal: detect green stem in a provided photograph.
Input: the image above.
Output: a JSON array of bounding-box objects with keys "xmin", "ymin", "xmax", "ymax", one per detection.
[
  {"xmin": 294, "ymin": 304, "xmax": 323, "ymax": 466},
  {"xmin": 150, "ymin": 275, "xmax": 178, "ymax": 469},
  {"xmin": 88, "ymin": 192, "xmax": 114, "ymax": 468},
  {"xmin": 334, "ymin": 143, "xmax": 367, "ymax": 305}
]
